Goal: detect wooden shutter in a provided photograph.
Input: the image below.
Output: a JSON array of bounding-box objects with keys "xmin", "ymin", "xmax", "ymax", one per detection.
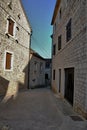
[
  {"xmin": 8, "ymin": 19, "xmax": 14, "ymax": 36},
  {"xmin": 6, "ymin": 53, "xmax": 12, "ymax": 69}
]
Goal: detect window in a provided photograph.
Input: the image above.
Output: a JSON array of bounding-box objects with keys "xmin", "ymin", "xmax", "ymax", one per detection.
[
  {"xmin": 53, "ymin": 69, "xmax": 55, "ymax": 80},
  {"xmin": 66, "ymin": 19, "xmax": 72, "ymax": 42},
  {"xmin": 59, "ymin": 69, "xmax": 61, "ymax": 92},
  {"xmin": 54, "ymin": 23, "xmax": 56, "ymax": 32},
  {"xmin": 58, "ymin": 35, "xmax": 62, "ymax": 50},
  {"xmin": 53, "ymin": 23, "xmax": 56, "ymax": 34},
  {"xmin": 6, "ymin": 17, "xmax": 16, "ymax": 37},
  {"xmin": 59, "ymin": 8, "xmax": 62, "ymax": 19},
  {"xmin": 5, "ymin": 51, "xmax": 13, "ymax": 70},
  {"xmin": 34, "ymin": 61, "xmax": 37, "ymax": 73},
  {"xmin": 53, "ymin": 44, "xmax": 56, "ymax": 55},
  {"xmin": 45, "ymin": 62, "xmax": 50, "ymax": 69},
  {"xmin": 40, "ymin": 62, "xmax": 43, "ymax": 73}
]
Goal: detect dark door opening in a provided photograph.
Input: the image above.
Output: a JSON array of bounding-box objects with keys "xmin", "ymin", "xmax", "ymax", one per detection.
[
  {"xmin": 45, "ymin": 74, "xmax": 48, "ymax": 80},
  {"xmin": 45, "ymin": 73, "xmax": 49, "ymax": 86},
  {"xmin": 65, "ymin": 68, "xmax": 74, "ymax": 105}
]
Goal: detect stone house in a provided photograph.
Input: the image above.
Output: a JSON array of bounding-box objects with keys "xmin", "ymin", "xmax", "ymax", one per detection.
[
  {"xmin": 0, "ymin": 0, "xmax": 31, "ymax": 98},
  {"xmin": 51, "ymin": 0, "xmax": 87, "ymax": 118},
  {"xmin": 29, "ymin": 49, "xmax": 45, "ymax": 89}
]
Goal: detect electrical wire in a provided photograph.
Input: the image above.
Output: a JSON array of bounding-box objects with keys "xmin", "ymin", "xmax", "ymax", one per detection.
[{"xmin": 31, "ymin": 35, "xmax": 51, "ymax": 58}]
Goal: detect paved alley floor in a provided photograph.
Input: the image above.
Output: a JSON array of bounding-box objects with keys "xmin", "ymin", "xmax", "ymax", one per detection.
[{"xmin": 0, "ymin": 88, "xmax": 87, "ymax": 130}]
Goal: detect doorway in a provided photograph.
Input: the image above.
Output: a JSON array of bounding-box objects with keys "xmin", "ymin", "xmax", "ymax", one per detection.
[
  {"xmin": 65, "ymin": 68, "xmax": 74, "ymax": 105},
  {"xmin": 45, "ymin": 73, "xmax": 48, "ymax": 86}
]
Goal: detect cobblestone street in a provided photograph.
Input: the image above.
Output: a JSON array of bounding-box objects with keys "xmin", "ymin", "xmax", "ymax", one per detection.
[{"xmin": 0, "ymin": 88, "xmax": 87, "ymax": 130}]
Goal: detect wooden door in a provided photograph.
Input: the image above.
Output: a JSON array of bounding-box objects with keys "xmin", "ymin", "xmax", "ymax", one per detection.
[{"xmin": 65, "ymin": 68, "xmax": 74, "ymax": 105}]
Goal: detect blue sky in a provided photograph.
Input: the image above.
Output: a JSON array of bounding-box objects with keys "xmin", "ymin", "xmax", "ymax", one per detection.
[{"xmin": 21, "ymin": 0, "xmax": 56, "ymax": 58}]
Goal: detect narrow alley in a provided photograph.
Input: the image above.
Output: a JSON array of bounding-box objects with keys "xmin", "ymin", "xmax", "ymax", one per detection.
[{"xmin": 0, "ymin": 88, "xmax": 87, "ymax": 130}]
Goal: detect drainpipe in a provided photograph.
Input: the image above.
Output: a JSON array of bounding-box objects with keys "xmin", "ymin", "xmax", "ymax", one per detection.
[{"xmin": 28, "ymin": 29, "xmax": 32, "ymax": 89}]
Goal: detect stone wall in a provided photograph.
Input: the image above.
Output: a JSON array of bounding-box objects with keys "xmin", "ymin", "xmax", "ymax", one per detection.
[
  {"xmin": 52, "ymin": 0, "xmax": 87, "ymax": 118},
  {"xmin": 0, "ymin": 0, "xmax": 31, "ymax": 96},
  {"xmin": 29, "ymin": 53, "xmax": 45, "ymax": 88}
]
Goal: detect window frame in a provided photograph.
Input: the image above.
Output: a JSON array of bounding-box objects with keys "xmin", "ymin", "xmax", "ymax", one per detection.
[
  {"xmin": 6, "ymin": 17, "xmax": 16, "ymax": 38},
  {"xmin": 4, "ymin": 50, "xmax": 14, "ymax": 71}
]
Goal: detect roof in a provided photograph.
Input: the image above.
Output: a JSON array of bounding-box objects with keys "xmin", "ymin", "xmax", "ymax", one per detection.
[
  {"xmin": 51, "ymin": 0, "xmax": 61, "ymax": 25},
  {"xmin": 30, "ymin": 49, "xmax": 45, "ymax": 60},
  {"xmin": 44, "ymin": 58, "xmax": 52, "ymax": 62}
]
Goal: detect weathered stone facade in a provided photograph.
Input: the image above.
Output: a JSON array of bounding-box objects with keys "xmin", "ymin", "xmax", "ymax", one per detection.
[
  {"xmin": 51, "ymin": 0, "xmax": 87, "ymax": 118},
  {"xmin": 29, "ymin": 49, "xmax": 45, "ymax": 88},
  {"xmin": 0, "ymin": 0, "xmax": 31, "ymax": 97}
]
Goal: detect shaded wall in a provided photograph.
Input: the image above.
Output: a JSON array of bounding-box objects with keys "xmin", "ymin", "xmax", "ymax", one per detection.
[{"xmin": 29, "ymin": 53, "xmax": 45, "ymax": 88}]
